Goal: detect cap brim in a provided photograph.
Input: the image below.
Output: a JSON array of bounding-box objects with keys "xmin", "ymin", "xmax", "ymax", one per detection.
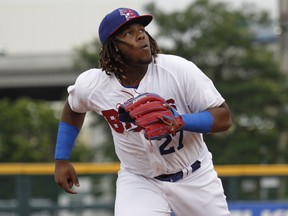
[{"xmin": 111, "ymin": 15, "xmax": 153, "ymax": 37}]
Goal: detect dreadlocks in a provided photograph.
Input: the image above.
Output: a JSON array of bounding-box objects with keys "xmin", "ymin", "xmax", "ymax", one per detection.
[{"xmin": 99, "ymin": 32, "xmax": 160, "ymax": 77}]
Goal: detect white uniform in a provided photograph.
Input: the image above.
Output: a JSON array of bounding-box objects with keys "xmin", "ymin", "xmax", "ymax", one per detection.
[{"xmin": 68, "ymin": 54, "xmax": 230, "ymax": 216}]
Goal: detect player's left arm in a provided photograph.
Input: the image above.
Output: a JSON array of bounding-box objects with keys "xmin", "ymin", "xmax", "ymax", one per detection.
[
  {"xmin": 118, "ymin": 93, "xmax": 232, "ymax": 140},
  {"xmin": 180, "ymin": 102, "xmax": 232, "ymax": 134},
  {"xmin": 206, "ymin": 102, "xmax": 232, "ymax": 133}
]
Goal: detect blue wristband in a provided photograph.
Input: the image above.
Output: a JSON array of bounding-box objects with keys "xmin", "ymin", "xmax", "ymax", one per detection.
[
  {"xmin": 181, "ymin": 111, "xmax": 213, "ymax": 133},
  {"xmin": 54, "ymin": 121, "xmax": 80, "ymax": 160}
]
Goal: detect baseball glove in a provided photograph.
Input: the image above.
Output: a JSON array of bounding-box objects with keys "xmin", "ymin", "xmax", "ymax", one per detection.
[{"xmin": 118, "ymin": 93, "xmax": 184, "ymax": 140}]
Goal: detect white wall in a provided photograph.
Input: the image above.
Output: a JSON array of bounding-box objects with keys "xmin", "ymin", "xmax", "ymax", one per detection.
[{"xmin": 0, "ymin": 0, "xmax": 278, "ymax": 55}]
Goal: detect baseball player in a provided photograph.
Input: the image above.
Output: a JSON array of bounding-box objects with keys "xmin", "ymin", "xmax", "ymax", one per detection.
[{"xmin": 54, "ymin": 7, "xmax": 232, "ymax": 216}]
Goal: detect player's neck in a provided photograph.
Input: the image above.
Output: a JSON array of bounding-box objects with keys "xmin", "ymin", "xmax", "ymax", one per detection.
[{"xmin": 117, "ymin": 65, "xmax": 148, "ymax": 87}]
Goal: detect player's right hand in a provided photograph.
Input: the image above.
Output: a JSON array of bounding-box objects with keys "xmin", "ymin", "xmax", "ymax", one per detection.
[{"xmin": 54, "ymin": 160, "xmax": 80, "ymax": 194}]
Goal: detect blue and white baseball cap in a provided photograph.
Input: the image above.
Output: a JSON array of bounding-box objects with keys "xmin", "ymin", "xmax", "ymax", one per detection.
[{"xmin": 98, "ymin": 8, "xmax": 153, "ymax": 45}]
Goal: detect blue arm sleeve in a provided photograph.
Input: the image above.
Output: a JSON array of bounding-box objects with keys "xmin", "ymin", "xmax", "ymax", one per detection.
[
  {"xmin": 54, "ymin": 121, "xmax": 80, "ymax": 160},
  {"xmin": 181, "ymin": 111, "xmax": 213, "ymax": 133}
]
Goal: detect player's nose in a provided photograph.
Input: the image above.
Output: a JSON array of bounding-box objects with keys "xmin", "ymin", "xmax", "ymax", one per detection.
[{"xmin": 137, "ymin": 31, "xmax": 146, "ymax": 41}]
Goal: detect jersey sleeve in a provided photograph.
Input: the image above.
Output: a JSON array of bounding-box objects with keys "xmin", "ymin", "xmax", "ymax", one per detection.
[
  {"xmin": 179, "ymin": 58, "xmax": 225, "ymax": 113},
  {"xmin": 67, "ymin": 69, "xmax": 97, "ymax": 113}
]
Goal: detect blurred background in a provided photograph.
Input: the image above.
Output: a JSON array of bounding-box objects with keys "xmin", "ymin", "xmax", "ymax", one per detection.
[{"xmin": 0, "ymin": 0, "xmax": 288, "ymax": 215}]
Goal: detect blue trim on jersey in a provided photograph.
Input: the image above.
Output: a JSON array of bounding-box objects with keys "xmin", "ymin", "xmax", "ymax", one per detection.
[
  {"xmin": 54, "ymin": 121, "xmax": 80, "ymax": 160},
  {"xmin": 182, "ymin": 111, "xmax": 213, "ymax": 133},
  {"xmin": 121, "ymin": 84, "xmax": 139, "ymax": 89}
]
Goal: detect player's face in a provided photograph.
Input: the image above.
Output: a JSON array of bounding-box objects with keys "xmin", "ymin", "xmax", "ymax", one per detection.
[{"xmin": 114, "ymin": 23, "xmax": 152, "ymax": 66}]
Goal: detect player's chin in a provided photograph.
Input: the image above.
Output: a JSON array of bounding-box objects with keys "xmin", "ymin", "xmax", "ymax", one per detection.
[{"xmin": 138, "ymin": 55, "xmax": 153, "ymax": 65}]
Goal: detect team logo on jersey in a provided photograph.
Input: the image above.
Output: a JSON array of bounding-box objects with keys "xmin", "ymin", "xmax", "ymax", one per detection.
[{"xmin": 119, "ymin": 8, "xmax": 137, "ymax": 21}]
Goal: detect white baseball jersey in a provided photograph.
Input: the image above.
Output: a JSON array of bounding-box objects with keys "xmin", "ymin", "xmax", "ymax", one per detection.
[{"xmin": 68, "ymin": 54, "xmax": 225, "ymax": 178}]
